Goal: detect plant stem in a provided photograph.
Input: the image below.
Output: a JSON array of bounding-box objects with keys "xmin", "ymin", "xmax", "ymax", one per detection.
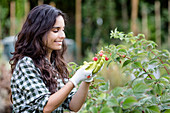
[
  {"xmin": 117, "ymin": 53, "xmax": 131, "ymax": 60},
  {"xmin": 117, "ymin": 52, "xmax": 152, "ymax": 79},
  {"xmin": 143, "ymin": 68, "xmax": 152, "ymax": 79},
  {"xmin": 149, "ymin": 48, "xmax": 170, "ymax": 75}
]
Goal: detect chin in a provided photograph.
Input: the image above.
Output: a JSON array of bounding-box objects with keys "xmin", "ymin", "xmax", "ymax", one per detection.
[{"xmin": 55, "ymin": 47, "xmax": 62, "ymax": 50}]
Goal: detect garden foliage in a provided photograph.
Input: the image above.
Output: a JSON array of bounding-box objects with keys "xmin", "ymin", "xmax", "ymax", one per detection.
[{"xmin": 68, "ymin": 29, "xmax": 170, "ymax": 113}]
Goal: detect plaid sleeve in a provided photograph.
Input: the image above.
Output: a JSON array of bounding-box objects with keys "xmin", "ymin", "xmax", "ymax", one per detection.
[{"xmin": 16, "ymin": 57, "xmax": 50, "ymax": 112}]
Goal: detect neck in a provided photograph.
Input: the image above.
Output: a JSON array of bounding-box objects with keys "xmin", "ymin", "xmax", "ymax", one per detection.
[{"xmin": 46, "ymin": 51, "xmax": 52, "ymax": 63}]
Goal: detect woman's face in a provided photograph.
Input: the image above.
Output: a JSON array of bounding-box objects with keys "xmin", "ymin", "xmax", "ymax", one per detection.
[{"xmin": 43, "ymin": 15, "xmax": 65, "ymax": 53}]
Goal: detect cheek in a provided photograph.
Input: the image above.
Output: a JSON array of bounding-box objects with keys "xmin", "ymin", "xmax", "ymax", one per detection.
[
  {"xmin": 42, "ymin": 36, "xmax": 47, "ymax": 45},
  {"xmin": 45, "ymin": 34, "xmax": 54, "ymax": 44}
]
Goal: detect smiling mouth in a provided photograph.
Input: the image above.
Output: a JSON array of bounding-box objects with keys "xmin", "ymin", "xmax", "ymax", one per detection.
[{"xmin": 54, "ymin": 41, "xmax": 62, "ymax": 45}]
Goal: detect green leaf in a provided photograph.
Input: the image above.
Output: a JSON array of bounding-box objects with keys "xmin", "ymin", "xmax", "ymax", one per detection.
[
  {"xmin": 107, "ymin": 60, "xmax": 113, "ymax": 68},
  {"xmin": 134, "ymin": 62, "xmax": 143, "ymax": 68},
  {"xmin": 118, "ymin": 48, "xmax": 127, "ymax": 53},
  {"xmin": 122, "ymin": 96, "xmax": 137, "ymax": 109},
  {"xmin": 137, "ymin": 52, "xmax": 147, "ymax": 57},
  {"xmin": 137, "ymin": 33, "xmax": 145, "ymax": 38},
  {"xmin": 145, "ymin": 75, "xmax": 156, "ymax": 80},
  {"xmin": 134, "ymin": 71, "xmax": 140, "ymax": 77},
  {"xmin": 90, "ymin": 106, "xmax": 98, "ymax": 113},
  {"xmin": 96, "ymin": 76, "xmax": 105, "ymax": 81},
  {"xmin": 145, "ymin": 105, "xmax": 160, "ymax": 113},
  {"xmin": 122, "ymin": 60, "xmax": 131, "ymax": 67},
  {"xmin": 132, "ymin": 83, "xmax": 148, "ymax": 93},
  {"xmin": 111, "ymin": 87, "xmax": 124, "ymax": 97},
  {"xmin": 144, "ymin": 79, "xmax": 155, "ymax": 85},
  {"xmin": 106, "ymin": 98, "xmax": 119, "ymax": 107},
  {"xmin": 112, "ymin": 107, "xmax": 122, "ymax": 113},
  {"xmin": 100, "ymin": 106, "xmax": 115, "ymax": 113},
  {"xmin": 160, "ymin": 104, "xmax": 170, "ymax": 110},
  {"xmin": 154, "ymin": 83, "xmax": 164, "ymax": 95},
  {"xmin": 159, "ymin": 77, "xmax": 169, "ymax": 85},
  {"xmin": 99, "ymin": 80, "xmax": 110, "ymax": 92},
  {"xmin": 160, "ymin": 93, "xmax": 170, "ymax": 103},
  {"xmin": 123, "ymin": 88, "xmax": 133, "ymax": 96},
  {"xmin": 149, "ymin": 60, "xmax": 159, "ymax": 65},
  {"xmin": 131, "ymin": 56, "xmax": 138, "ymax": 61},
  {"xmin": 139, "ymin": 96, "xmax": 152, "ymax": 105},
  {"xmin": 132, "ymin": 78, "xmax": 144, "ymax": 87},
  {"xmin": 68, "ymin": 62, "xmax": 78, "ymax": 66},
  {"xmin": 98, "ymin": 93, "xmax": 106, "ymax": 100},
  {"xmin": 162, "ymin": 63, "xmax": 170, "ymax": 68},
  {"xmin": 164, "ymin": 109, "xmax": 170, "ymax": 113}
]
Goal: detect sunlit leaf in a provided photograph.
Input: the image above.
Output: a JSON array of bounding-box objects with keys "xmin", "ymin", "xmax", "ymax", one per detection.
[
  {"xmin": 145, "ymin": 105, "xmax": 160, "ymax": 113},
  {"xmin": 137, "ymin": 33, "xmax": 145, "ymax": 38},
  {"xmin": 160, "ymin": 93, "xmax": 170, "ymax": 103},
  {"xmin": 159, "ymin": 77, "xmax": 169, "ymax": 85},
  {"xmin": 111, "ymin": 87, "xmax": 124, "ymax": 97},
  {"xmin": 118, "ymin": 48, "xmax": 127, "ymax": 53},
  {"xmin": 154, "ymin": 83, "xmax": 164, "ymax": 95},
  {"xmin": 107, "ymin": 60, "xmax": 113, "ymax": 68},
  {"xmin": 132, "ymin": 83, "xmax": 148, "ymax": 93},
  {"xmin": 134, "ymin": 62, "xmax": 143, "ymax": 68},
  {"xmin": 100, "ymin": 106, "xmax": 115, "ymax": 113},
  {"xmin": 122, "ymin": 96, "xmax": 137, "ymax": 109},
  {"xmin": 145, "ymin": 74, "xmax": 156, "ymax": 80},
  {"xmin": 90, "ymin": 106, "xmax": 98, "ymax": 113},
  {"xmin": 112, "ymin": 107, "xmax": 122, "ymax": 113},
  {"xmin": 106, "ymin": 98, "xmax": 119, "ymax": 107},
  {"xmin": 122, "ymin": 60, "xmax": 131, "ymax": 67},
  {"xmin": 149, "ymin": 60, "xmax": 159, "ymax": 65},
  {"xmin": 164, "ymin": 109, "xmax": 170, "ymax": 113},
  {"xmin": 99, "ymin": 80, "xmax": 110, "ymax": 92}
]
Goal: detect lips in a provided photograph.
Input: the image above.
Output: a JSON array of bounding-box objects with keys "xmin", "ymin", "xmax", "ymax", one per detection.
[
  {"xmin": 54, "ymin": 41, "xmax": 62, "ymax": 45},
  {"xmin": 57, "ymin": 42, "xmax": 62, "ymax": 45}
]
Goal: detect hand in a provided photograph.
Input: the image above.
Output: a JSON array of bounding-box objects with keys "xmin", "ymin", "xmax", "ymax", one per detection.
[
  {"xmin": 84, "ymin": 64, "xmax": 104, "ymax": 83},
  {"xmin": 70, "ymin": 65, "xmax": 93, "ymax": 87}
]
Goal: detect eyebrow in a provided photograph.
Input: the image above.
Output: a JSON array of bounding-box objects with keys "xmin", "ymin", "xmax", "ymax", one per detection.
[{"xmin": 52, "ymin": 26, "xmax": 65, "ymax": 29}]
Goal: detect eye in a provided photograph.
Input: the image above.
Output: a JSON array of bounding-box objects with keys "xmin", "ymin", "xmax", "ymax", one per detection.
[{"xmin": 53, "ymin": 30, "xmax": 58, "ymax": 33}]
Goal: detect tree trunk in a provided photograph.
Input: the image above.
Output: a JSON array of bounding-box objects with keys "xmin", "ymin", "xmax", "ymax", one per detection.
[
  {"xmin": 0, "ymin": 6, "xmax": 1, "ymax": 39},
  {"xmin": 24, "ymin": 0, "xmax": 30, "ymax": 21},
  {"xmin": 16, "ymin": 0, "xmax": 26, "ymax": 33},
  {"xmin": 131, "ymin": 0, "xmax": 139, "ymax": 35},
  {"xmin": 155, "ymin": 1, "xmax": 161, "ymax": 47},
  {"xmin": 168, "ymin": 0, "xmax": 170, "ymax": 50},
  {"xmin": 121, "ymin": 0, "xmax": 129, "ymax": 31},
  {"xmin": 141, "ymin": 3, "xmax": 148, "ymax": 39},
  {"xmin": 10, "ymin": 1, "xmax": 15, "ymax": 36},
  {"xmin": 75, "ymin": 0, "xmax": 82, "ymax": 60},
  {"xmin": 49, "ymin": 1, "xmax": 56, "ymax": 7},
  {"xmin": 38, "ymin": 0, "xmax": 44, "ymax": 5}
]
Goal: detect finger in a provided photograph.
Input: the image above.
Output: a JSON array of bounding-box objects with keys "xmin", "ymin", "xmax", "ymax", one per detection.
[{"xmin": 82, "ymin": 64, "xmax": 90, "ymax": 69}]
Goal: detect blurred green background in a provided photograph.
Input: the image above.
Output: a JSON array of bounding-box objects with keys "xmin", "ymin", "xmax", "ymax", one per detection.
[{"xmin": 0, "ymin": 0, "xmax": 169, "ymax": 112}]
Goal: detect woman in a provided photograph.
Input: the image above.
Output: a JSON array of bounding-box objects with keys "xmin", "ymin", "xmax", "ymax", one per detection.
[{"xmin": 10, "ymin": 4, "xmax": 94, "ymax": 113}]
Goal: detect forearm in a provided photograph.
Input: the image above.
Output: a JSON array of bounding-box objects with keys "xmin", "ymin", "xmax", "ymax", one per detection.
[
  {"xmin": 43, "ymin": 81, "xmax": 74, "ymax": 113},
  {"xmin": 69, "ymin": 81, "xmax": 91, "ymax": 112}
]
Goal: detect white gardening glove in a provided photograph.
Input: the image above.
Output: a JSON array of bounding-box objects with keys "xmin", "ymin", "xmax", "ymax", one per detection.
[
  {"xmin": 70, "ymin": 65, "xmax": 93, "ymax": 87},
  {"xmin": 84, "ymin": 64, "xmax": 104, "ymax": 82}
]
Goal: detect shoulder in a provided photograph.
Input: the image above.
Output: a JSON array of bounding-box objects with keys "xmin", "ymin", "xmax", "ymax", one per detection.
[
  {"xmin": 13, "ymin": 56, "xmax": 41, "ymax": 77},
  {"xmin": 19, "ymin": 56, "xmax": 34, "ymax": 64},
  {"xmin": 14, "ymin": 56, "xmax": 37, "ymax": 73},
  {"xmin": 17, "ymin": 56, "xmax": 35, "ymax": 67}
]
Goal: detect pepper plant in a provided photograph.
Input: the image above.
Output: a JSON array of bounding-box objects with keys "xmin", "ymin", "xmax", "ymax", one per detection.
[{"xmin": 68, "ymin": 29, "xmax": 170, "ymax": 113}]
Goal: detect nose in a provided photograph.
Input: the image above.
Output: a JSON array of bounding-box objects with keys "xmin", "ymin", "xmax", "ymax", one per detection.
[{"xmin": 59, "ymin": 30, "xmax": 65, "ymax": 39}]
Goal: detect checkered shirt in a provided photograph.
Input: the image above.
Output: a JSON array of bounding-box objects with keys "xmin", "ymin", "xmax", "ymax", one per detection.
[{"xmin": 11, "ymin": 56, "xmax": 76, "ymax": 113}]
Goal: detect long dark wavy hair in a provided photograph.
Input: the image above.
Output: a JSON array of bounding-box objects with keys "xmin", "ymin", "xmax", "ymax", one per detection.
[{"xmin": 9, "ymin": 4, "xmax": 69, "ymax": 94}]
